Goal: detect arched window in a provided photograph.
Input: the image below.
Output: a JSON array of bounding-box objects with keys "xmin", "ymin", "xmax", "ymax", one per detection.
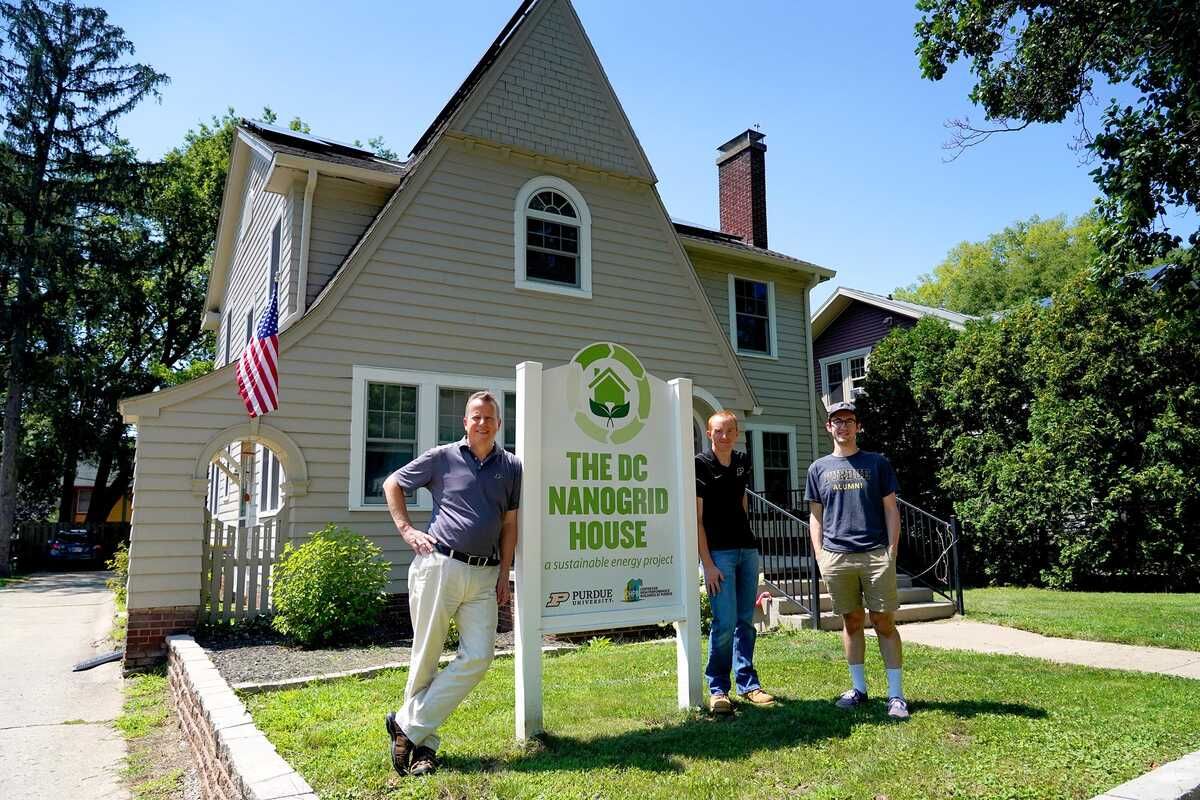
[{"xmin": 514, "ymin": 176, "xmax": 592, "ymax": 298}]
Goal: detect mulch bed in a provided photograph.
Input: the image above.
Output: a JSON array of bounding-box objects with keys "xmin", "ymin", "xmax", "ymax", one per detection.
[{"xmin": 196, "ymin": 615, "xmax": 667, "ymax": 687}]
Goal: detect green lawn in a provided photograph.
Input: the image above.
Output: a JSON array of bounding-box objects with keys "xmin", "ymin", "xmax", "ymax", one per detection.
[
  {"xmin": 964, "ymin": 588, "xmax": 1200, "ymax": 651},
  {"xmin": 246, "ymin": 631, "xmax": 1200, "ymax": 800}
]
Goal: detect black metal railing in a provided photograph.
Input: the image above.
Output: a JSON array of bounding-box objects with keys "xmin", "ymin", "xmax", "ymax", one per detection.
[
  {"xmin": 746, "ymin": 489, "xmax": 820, "ymax": 629},
  {"xmin": 768, "ymin": 489, "xmax": 964, "ymax": 616},
  {"xmin": 895, "ymin": 497, "xmax": 964, "ymax": 613}
]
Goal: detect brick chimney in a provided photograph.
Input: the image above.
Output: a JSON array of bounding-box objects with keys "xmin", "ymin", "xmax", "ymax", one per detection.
[{"xmin": 717, "ymin": 129, "xmax": 767, "ymax": 248}]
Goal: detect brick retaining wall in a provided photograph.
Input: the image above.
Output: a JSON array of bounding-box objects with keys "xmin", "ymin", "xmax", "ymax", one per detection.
[
  {"xmin": 125, "ymin": 605, "xmax": 199, "ymax": 672},
  {"xmin": 167, "ymin": 635, "xmax": 316, "ymax": 800}
]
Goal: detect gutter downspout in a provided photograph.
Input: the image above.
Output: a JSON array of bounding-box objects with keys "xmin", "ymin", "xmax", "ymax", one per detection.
[
  {"xmin": 290, "ymin": 168, "xmax": 317, "ymax": 326},
  {"xmin": 803, "ymin": 276, "xmax": 823, "ymax": 466}
]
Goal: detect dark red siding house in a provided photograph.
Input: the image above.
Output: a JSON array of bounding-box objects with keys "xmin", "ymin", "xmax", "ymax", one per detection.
[{"xmin": 811, "ymin": 288, "xmax": 976, "ymax": 409}]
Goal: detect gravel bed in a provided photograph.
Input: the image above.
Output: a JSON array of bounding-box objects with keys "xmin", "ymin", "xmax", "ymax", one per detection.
[{"xmin": 196, "ymin": 616, "xmax": 551, "ymax": 686}]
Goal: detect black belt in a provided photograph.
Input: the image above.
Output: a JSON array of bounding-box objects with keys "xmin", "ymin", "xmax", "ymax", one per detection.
[{"xmin": 434, "ymin": 542, "xmax": 499, "ymax": 567}]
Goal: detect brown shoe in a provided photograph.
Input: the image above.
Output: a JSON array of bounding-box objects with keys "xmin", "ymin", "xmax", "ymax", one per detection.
[
  {"xmin": 384, "ymin": 712, "xmax": 413, "ymax": 775},
  {"xmin": 409, "ymin": 745, "xmax": 438, "ymax": 776},
  {"xmin": 708, "ymin": 692, "xmax": 733, "ymax": 714},
  {"xmin": 741, "ymin": 688, "xmax": 776, "ymax": 706}
]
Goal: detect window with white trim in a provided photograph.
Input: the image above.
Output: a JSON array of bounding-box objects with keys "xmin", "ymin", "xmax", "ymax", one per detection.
[
  {"xmin": 257, "ymin": 445, "xmax": 284, "ymax": 517},
  {"xmin": 269, "ymin": 218, "xmax": 282, "ymax": 314},
  {"xmin": 727, "ymin": 275, "xmax": 777, "ymax": 357},
  {"xmin": 742, "ymin": 424, "xmax": 798, "ymax": 508},
  {"xmin": 820, "ymin": 347, "xmax": 872, "ymax": 409},
  {"xmin": 514, "ymin": 176, "xmax": 592, "ymax": 299},
  {"xmin": 350, "ymin": 367, "xmax": 515, "ymax": 511}
]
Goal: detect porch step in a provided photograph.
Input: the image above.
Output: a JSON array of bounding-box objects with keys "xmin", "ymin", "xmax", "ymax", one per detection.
[
  {"xmin": 758, "ymin": 574, "xmax": 914, "ymax": 597},
  {"xmin": 774, "ymin": 586, "xmax": 934, "ymax": 615},
  {"xmin": 777, "ymin": 599, "xmax": 957, "ymax": 631}
]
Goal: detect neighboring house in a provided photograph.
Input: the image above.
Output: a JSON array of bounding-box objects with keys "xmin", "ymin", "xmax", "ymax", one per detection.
[
  {"xmin": 118, "ymin": 0, "xmax": 834, "ymax": 668},
  {"xmin": 72, "ymin": 462, "xmax": 133, "ymax": 525},
  {"xmin": 811, "ymin": 287, "xmax": 977, "ymax": 410}
]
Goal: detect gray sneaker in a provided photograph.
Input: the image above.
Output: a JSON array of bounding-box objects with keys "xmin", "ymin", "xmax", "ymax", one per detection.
[
  {"xmin": 835, "ymin": 688, "xmax": 868, "ymax": 709},
  {"xmin": 887, "ymin": 696, "xmax": 910, "ymax": 719}
]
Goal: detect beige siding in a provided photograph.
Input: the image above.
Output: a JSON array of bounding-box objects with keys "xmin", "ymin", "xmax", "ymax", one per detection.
[
  {"xmin": 216, "ymin": 149, "xmax": 287, "ymax": 367},
  {"xmin": 692, "ymin": 253, "xmax": 819, "ymax": 479},
  {"xmin": 458, "ymin": 0, "xmax": 647, "ymax": 179},
  {"xmin": 128, "ymin": 141, "xmax": 751, "ymax": 603},
  {"xmin": 305, "ymin": 177, "xmax": 391, "ymax": 307}
]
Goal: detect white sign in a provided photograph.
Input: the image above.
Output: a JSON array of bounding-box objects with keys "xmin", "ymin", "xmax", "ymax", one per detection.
[{"xmin": 514, "ymin": 343, "xmax": 702, "ymax": 740}]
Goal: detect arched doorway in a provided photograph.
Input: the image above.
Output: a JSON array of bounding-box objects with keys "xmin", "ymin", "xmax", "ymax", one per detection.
[{"xmin": 193, "ymin": 423, "xmax": 309, "ymax": 623}]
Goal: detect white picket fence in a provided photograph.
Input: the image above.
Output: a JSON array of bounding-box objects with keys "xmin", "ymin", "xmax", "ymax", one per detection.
[{"xmin": 201, "ymin": 513, "xmax": 284, "ymax": 624}]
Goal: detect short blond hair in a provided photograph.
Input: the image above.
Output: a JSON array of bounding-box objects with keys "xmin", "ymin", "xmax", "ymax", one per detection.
[{"xmin": 706, "ymin": 409, "xmax": 738, "ymax": 433}]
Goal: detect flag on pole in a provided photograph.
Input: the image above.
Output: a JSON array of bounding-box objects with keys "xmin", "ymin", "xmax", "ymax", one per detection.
[{"xmin": 236, "ymin": 285, "xmax": 280, "ymax": 417}]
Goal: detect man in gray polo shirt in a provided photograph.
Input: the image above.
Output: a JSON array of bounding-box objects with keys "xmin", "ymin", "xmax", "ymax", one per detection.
[{"xmin": 382, "ymin": 391, "xmax": 521, "ymax": 777}]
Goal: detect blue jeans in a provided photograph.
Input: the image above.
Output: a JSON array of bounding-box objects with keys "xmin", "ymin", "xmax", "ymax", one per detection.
[{"xmin": 705, "ymin": 547, "xmax": 761, "ymax": 696}]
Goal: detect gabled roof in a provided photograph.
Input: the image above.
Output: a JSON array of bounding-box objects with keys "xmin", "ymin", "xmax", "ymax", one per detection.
[
  {"xmin": 244, "ymin": 119, "xmax": 408, "ymax": 176},
  {"xmin": 812, "ymin": 287, "xmax": 979, "ymax": 339},
  {"xmin": 673, "ymin": 219, "xmax": 835, "ymax": 281}
]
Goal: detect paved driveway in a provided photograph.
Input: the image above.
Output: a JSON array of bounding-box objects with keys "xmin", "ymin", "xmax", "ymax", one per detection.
[{"xmin": 0, "ymin": 571, "xmax": 129, "ymax": 800}]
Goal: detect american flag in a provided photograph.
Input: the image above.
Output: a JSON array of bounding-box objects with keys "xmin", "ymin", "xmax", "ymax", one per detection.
[{"xmin": 236, "ymin": 285, "xmax": 280, "ymax": 417}]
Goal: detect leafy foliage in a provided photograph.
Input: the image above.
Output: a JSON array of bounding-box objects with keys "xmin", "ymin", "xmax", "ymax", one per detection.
[
  {"xmin": 859, "ymin": 261, "xmax": 1199, "ymax": 589},
  {"xmin": 271, "ymin": 525, "xmax": 390, "ymax": 646},
  {"xmin": 914, "ymin": 0, "xmax": 1199, "ymax": 278},
  {"xmin": 894, "ymin": 214, "xmax": 1099, "ymax": 314},
  {"xmin": 106, "ymin": 540, "xmax": 129, "ymax": 610}
]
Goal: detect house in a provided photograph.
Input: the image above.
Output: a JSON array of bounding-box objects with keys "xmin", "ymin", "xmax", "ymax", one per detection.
[
  {"xmin": 71, "ymin": 463, "xmax": 133, "ymax": 525},
  {"xmin": 117, "ymin": 0, "xmax": 835, "ymax": 669},
  {"xmin": 811, "ymin": 287, "xmax": 977, "ymax": 410}
]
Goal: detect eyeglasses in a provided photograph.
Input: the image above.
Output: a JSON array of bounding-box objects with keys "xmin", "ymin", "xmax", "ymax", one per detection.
[{"xmin": 829, "ymin": 418, "xmax": 857, "ymax": 427}]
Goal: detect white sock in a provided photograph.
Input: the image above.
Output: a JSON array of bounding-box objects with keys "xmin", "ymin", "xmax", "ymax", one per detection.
[
  {"xmin": 849, "ymin": 663, "xmax": 867, "ymax": 693},
  {"xmin": 887, "ymin": 668, "xmax": 903, "ymax": 699}
]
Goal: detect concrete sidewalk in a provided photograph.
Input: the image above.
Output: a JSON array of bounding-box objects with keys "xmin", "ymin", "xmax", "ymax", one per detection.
[
  {"xmin": 0, "ymin": 571, "xmax": 129, "ymax": 800},
  {"xmin": 890, "ymin": 618, "xmax": 1200, "ymax": 679}
]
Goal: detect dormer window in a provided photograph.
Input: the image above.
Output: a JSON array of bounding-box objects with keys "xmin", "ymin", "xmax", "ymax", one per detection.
[{"xmin": 515, "ymin": 176, "xmax": 591, "ymax": 299}]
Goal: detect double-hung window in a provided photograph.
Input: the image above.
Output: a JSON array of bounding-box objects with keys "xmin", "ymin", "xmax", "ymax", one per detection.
[
  {"xmin": 350, "ymin": 367, "xmax": 516, "ymax": 511},
  {"xmin": 257, "ymin": 446, "xmax": 284, "ymax": 517},
  {"xmin": 819, "ymin": 347, "xmax": 871, "ymax": 409},
  {"xmin": 514, "ymin": 176, "xmax": 592, "ymax": 299},
  {"xmin": 742, "ymin": 424, "xmax": 798, "ymax": 509},
  {"xmin": 727, "ymin": 275, "xmax": 777, "ymax": 357}
]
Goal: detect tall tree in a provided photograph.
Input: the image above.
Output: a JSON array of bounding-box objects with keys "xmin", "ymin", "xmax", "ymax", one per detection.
[
  {"xmin": 914, "ymin": 0, "xmax": 1199, "ymax": 277},
  {"xmin": 894, "ymin": 213, "xmax": 1099, "ymax": 315},
  {"xmin": 0, "ymin": 0, "xmax": 166, "ymax": 573}
]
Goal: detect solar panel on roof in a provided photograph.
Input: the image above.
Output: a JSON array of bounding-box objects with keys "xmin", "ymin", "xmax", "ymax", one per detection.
[{"xmin": 247, "ymin": 119, "xmax": 376, "ymax": 158}]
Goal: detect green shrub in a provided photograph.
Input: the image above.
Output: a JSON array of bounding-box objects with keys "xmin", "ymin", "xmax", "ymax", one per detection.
[
  {"xmin": 699, "ymin": 580, "xmax": 712, "ymax": 635},
  {"xmin": 106, "ymin": 541, "xmax": 129, "ymax": 611},
  {"xmin": 271, "ymin": 525, "xmax": 390, "ymax": 646}
]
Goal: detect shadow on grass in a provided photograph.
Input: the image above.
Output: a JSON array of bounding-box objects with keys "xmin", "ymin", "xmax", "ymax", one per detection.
[{"xmin": 443, "ymin": 696, "xmax": 1047, "ymax": 775}]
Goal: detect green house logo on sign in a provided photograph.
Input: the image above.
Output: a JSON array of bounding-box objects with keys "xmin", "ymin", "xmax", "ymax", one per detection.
[{"xmin": 567, "ymin": 342, "xmax": 652, "ymax": 445}]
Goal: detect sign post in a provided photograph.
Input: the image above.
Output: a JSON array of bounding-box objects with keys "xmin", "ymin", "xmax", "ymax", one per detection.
[{"xmin": 514, "ymin": 343, "xmax": 702, "ymax": 741}]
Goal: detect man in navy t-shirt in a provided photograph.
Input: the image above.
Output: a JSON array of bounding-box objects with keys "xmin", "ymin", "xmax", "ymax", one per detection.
[{"xmin": 805, "ymin": 401, "xmax": 908, "ymax": 719}]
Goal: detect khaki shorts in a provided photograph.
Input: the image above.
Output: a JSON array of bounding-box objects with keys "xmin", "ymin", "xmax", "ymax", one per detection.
[{"xmin": 818, "ymin": 547, "xmax": 899, "ymax": 615}]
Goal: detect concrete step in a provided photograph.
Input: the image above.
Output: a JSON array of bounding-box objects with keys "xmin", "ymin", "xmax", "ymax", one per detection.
[
  {"xmin": 774, "ymin": 586, "xmax": 935, "ymax": 615},
  {"xmin": 778, "ymin": 600, "xmax": 958, "ymax": 631},
  {"xmin": 759, "ymin": 574, "xmax": 915, "ymax": 597}
]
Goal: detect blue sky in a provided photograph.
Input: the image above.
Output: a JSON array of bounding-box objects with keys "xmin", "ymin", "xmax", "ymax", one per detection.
[{"xmin": 108, "ymin": 0, "xmax": 1121, "ymax": 309}]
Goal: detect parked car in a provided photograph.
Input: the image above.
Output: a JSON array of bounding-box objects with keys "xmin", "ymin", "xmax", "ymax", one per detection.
[{"xmin": 47, "ymin": 529, "xmax": 103, "ymax": 565}]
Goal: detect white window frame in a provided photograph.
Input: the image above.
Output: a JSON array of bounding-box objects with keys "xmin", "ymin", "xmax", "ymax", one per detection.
[
  {"xmin": 741, "ymin": 423, "xmax": 799, "ymax": 495},
  {"xmin": 255, "ymin": 444, "xmax": 284, "ymax": 519},
  {"xmin": 818, "ymin": 346, "xmax": 873, "ymax": 410},
  {"xmin": 727, "ymin": 274, "xmax": 778, "ymax": 359},
  {"xmin": 514, "ymin": 175, "xmax": 592, "ymax": 300},
  {"xmin": 349, "ymin": 366, "xmax": 516, "ymax": 512}
]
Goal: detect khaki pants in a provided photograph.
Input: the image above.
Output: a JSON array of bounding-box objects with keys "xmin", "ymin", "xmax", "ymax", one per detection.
[
  {"xmin": 818, "ymin": 547, "xmax": 899, "ymax": 615},
  {"xmin": 396, "ymin": 551, "xmax": 499, "ymax": 750}
]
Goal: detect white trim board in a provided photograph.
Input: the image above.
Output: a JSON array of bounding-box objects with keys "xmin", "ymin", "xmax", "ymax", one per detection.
[{"xmin": 349, "ymin": 366, "xmax": 517, "ymax": 512}]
